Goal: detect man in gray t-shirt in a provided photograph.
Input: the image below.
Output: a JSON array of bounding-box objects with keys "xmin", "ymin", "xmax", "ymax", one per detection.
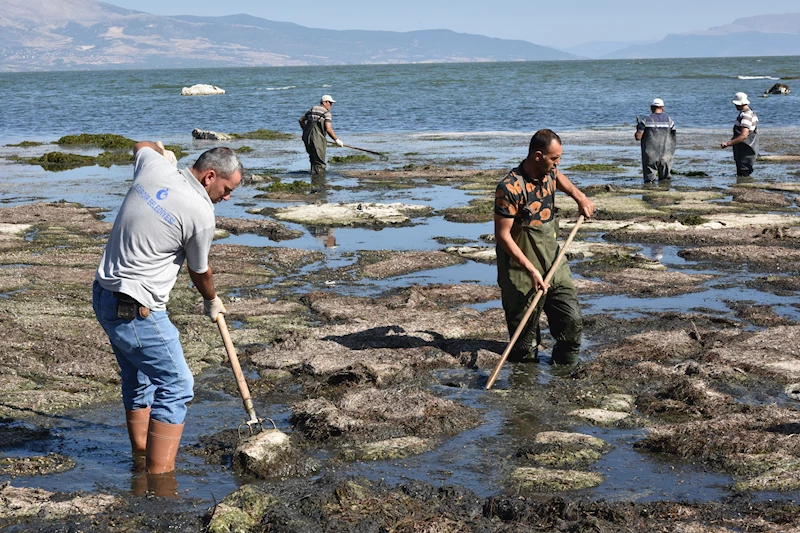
[{"xmin": 93, "ymin": 142, "xmax": 242, "ymax": 479}]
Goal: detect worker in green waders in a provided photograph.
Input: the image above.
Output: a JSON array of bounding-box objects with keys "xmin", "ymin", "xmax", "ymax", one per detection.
[
  {"xmin": 299, "ymin": 94, "xmax": 344, "ymax": 178},
  {"xmin": 494, "ymin": 129, "xmax": 594, "ymax": 365}
]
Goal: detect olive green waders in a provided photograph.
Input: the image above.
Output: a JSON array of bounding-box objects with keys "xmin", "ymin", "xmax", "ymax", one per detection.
[
  {"xmin": 302, "ymin": 119, "xmax": 328, "ymax": 178},
  {"xmin": 497, "ymin": 218, "xmax": 583, "ymax": 365}
]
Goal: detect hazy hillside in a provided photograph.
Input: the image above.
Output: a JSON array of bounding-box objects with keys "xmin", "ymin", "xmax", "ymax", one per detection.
[
  {"xmin": 0, "ymin": 0, "xmax": 575, "ymax": 71},
  {"xmin": 603, "ymin": 12, "xmax": 800, "ymax": 59}
]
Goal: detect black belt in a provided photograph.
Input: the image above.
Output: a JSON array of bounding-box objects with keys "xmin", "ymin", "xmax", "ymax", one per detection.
[{"xmin": 113, "ymin": 292, "xmax": 151, "ymax": 319}]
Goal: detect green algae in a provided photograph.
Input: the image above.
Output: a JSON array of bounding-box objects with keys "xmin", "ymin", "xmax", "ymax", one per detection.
[
  {"xmin": 56, "ymin": 133, "xmax": 135, "ymax": 150},
  {"xmin": 12, "ymin": 149, "xmax": 141, "ymax": 171},
  {"xmin": 329, "ymin": 154, "xmax": 373, "ymax": 163},
  {"xmin": 23, "ymin": 152, "xmax": 97, "ymax": 171},
  {"xmin": 258, "ymin": 179, "xmax": 313, "ymax": 194},
  {"xmin": 673, "ymin": 214, "xmax": 710, "ymax": 226},
  {"xmin": 230, "ymin": 129, "xmax": 293, "ymax": 140},
  {"xmin": 440, "ymin": 197, "xmax": 494, "ymax": 223},
  {"xmin": 235, "ymin": 145, "xmax": 253, "ymax": 153},
  {"xmin": 5, "ymin": 141, "xmax": 43, "ymax": 147},
  {"xmin": 510, "ymin": 466, "xmax": 605, "ymax": 492},
  {"xmin": 164, "ymin": 144, "xmax": 188, "ymax": 160},
  {"xmin": 673, "ymin": 170, "xmax": 711, "ymax": 177},
  {"xmin": 205, "ymin": 485, "xmax": 278, "ymax": 533},
  {"xmin": 95, "ymin": 150, "xmax": 135, "ymax": 167}
]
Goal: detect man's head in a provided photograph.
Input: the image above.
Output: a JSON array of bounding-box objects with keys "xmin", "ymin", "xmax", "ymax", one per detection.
[
  {"xmin": 732, "ymin": 92, "xmax": 749, "ymax": 109},
  {"xmin": 321, "ymin": 94, "xmax": 336, "ymax": 110},
  {"xmin": 650, "ymin": 97, "xmax": 665, "ymax": 113},
  {"xmin": 526, "ymin": 129, "xmax": 562, "ymax": 178},
  {"xmin": 192, "ymin": 148, "xmax": 243, "ymax": 203}
]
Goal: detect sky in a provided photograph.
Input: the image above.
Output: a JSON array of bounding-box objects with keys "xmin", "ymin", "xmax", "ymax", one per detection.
[{"xmin": 100, "ymin": 0, "xmax": 778, "ymax": 48}]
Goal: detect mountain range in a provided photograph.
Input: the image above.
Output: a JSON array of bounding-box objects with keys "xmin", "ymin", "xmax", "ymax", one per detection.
[
  {"xmin": 0, "ymin": 0, "xmax": 574, "ymax": 71},
  {"xmin": 1, "ymin": 1, "xmax": 798, "ymax": 71},
  {"xmin": 602, "ymin": 13, "xmax": 800, "ymax": 59}
]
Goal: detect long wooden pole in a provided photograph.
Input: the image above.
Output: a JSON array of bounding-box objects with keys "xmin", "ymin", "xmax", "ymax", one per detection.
[
  {"xmin": 329, "ymin": 142, "xmax": 385, "ymax": 157},
  {"xmin": 485, "ymin": 215, "xmax": 585, "ymax": 390},
  {"xmin": 216, "ymin": 314, "xmax": 261, "ymax": 427}
]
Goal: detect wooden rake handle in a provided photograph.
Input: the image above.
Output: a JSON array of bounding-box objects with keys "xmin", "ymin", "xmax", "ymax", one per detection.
[
  {"xmin": 216, "ymin": 314, "xmax": 261, "ymax": 426},
  {"xmin": 485, "ymin": 215, "xmax": 585, "ymax": 390}
]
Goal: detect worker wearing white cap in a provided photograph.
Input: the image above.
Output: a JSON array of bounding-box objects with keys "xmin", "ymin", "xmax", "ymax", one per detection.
[
  {"xmin": 721, "ymin": 92, "xmax": 759, "ymax": 177},
  {"xmin": 635, "ymin": 97, "xmax": 676, "ymax": 183},
  {"xmin": 299, "ymin": 95, "xmax": 344, "ymax": 178}
]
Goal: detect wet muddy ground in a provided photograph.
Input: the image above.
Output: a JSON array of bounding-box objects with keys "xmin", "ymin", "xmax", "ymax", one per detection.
[{"xmin": 1, "ymin": 129, "xmax": 800, "ymax": 531}]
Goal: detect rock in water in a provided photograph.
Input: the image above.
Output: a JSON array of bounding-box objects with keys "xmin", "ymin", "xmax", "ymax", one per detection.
[
  {"xmin": 181, "ymin": 84, "xmax": 226, "ymax": 96},
  {"xmin": 192, "ymin": 128, "xmax": 232, "ymax": 140},
  {"xmin": 232, "ymin": 429, "xmax": 319, "ymax": 478},
  {"xmin": 765, "ymin": 83, "xmax": 790, "ymax": 95}
]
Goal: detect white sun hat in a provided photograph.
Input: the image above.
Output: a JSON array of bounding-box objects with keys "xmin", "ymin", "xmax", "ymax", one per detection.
[{"xmin": 732, "ymin": 92, "xmax": 750, "ymax": 105}]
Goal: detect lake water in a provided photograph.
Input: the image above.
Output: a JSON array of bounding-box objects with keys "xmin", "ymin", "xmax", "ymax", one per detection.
[
  {"xmin": 1, "ymin": 56, "xmax": 798, "ymax": 140},
  {"xmin": 1, "ymin": 57, "xmax": 800, "ymax": 507}
]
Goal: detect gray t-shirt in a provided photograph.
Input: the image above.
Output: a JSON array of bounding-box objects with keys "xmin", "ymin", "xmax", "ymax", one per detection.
[{"xmin": 96, "ymin": 147, "xmax": 215, "ymax": 310}]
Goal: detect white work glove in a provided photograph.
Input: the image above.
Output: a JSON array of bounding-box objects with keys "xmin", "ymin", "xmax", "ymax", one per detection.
[
  {"xmin": 203, "ymin": 295, "xmax": 227, "ymax": 322},
  {"xmin": 156, "ymin": 141, "xmax": 178, "ymax": 167},
  {"xmin": 335, "ymin": 139, "xmax": 344, "ymax": 147}
]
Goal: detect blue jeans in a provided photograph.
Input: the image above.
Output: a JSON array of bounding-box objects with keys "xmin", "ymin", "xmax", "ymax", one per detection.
[{"xmin": 93, "ymin": 281, "xmax": 194, "ymax": 424}]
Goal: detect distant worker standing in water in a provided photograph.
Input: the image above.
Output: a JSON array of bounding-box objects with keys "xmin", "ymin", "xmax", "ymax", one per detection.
[
  {"xmin": 299, "ymin": 94, "xmax": 344, "ymax": 177},
  {"xmin": 494, "ymin": 129, "xmax": 594, "ymax": 365},
  {"xmin": 635, "ymin": 97, "xmax": 676, "ymax": 183},
  {"xmin": 721, "ymin": 92, "xmax": 759, "ymax": 177}
]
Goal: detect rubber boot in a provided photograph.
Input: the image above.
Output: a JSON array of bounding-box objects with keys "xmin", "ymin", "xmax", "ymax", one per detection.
[
  {"xmin": 126, "ymin": 407, "xmax": 151, "ymax": 454},
  {"xmin": 146, "ymin": 419, "xmax": 184, "ymax": 475}
]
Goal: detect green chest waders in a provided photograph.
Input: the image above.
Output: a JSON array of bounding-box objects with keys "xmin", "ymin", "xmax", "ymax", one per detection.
[
  {"xmin": 497, "ymin": 218, "xmax": 583, "ymax": 365},
  {"xmin": 303, "ymin": 120, "xmax": 328, "ymax": 176}
]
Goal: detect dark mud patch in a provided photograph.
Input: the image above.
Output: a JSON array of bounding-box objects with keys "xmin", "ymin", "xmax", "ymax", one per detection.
[
  {"xmin": 204, "ymin": 476, "xmax": 800, "ymax": 533},
  {"xmin": 439, "ymin": 197, "xmax": 494, "ymax": 223},
  {"xmin": 637, "ymin": 404, "xmax": 800, "ymax": 487},
  {"xmin": 746, "ymin": 274, "xmax": 800, "ymax": 295},
  {"xmin": 247, "ymin": 288, "xmax": 505, "ymax": 386},
  {"xmin": 679, "ymin": 244, "xmax": 800, "ymax": 272},
  {"xmin": 727, "ymin": 301, "xmax": 794, "ymax": 327},
  {"xmin": 291, "ymin": 386, "xmax": 482, "ymax": 445},
  {"xmin": 358, "ymin": 250, "xmax": 466, "ymax": 279},
  {"xmin": 731, "ymin": 187, "xmax": 793, "ymax": 207},
  {"xmin": 215, "ymin": 217, "xmax": 302, "ymax": 241},
  {"xmin": 587, "ymin": 268, "xmax": 715, "ymax": 298},
  {"xmin": 206, "ymin": 244, "xmax": 324, "ymax": 293},
  {"xmin": 0, "ymin": 453, "xmax": 76, "ymax": 477},
  {"xmin": 0, "ymin": 420, "xmax": 51, "ymax": 448},
  {"xmin": 342, "ymin": 166, "xmax": 504, "ymax": 186},
  {"xmin": 0, "ymin": 201, "xmax": 111, "ymax": 237}
]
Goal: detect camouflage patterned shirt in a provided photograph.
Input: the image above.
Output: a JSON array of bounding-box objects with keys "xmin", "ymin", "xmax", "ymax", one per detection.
[{"xmin": 494, "ymin": 163, "xmax": 557, "ymax": 226}]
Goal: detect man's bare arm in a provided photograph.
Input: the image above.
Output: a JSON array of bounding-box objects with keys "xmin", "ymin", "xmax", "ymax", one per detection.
[{"xmin": 555, "ymin": 170, "xmax": 594, "ymax": 218}]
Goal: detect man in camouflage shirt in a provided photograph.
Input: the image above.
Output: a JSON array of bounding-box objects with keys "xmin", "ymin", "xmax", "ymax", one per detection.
[{"xmin": 494, "ymin": 129, "xmax": 594, "ymax": 365}]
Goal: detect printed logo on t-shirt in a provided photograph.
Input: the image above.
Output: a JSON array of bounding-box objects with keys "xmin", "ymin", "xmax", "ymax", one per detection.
[
  {"xmin": 133, "ymin": 183, "xmax": 176, "ymax": 225},
  {"xmin": 156, "ymin": 189, "xmax": 169, "ymax": 200}
]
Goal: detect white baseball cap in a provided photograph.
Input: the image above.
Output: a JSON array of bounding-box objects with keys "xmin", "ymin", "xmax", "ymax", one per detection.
[
  {"xmin": 651, "ymin": 98, "xmax": 664, "ymax": 107},
  {"xmin": 321, "ymin": 94, "xmax": 336, "ymax": 103},
  {"xmin": 732, "ymin": 92, "xmax": 749, "ymax": 105}
]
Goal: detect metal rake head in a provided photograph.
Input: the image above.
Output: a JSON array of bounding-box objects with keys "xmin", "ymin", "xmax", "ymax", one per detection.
[{"xmin": 237, "ymin": 416, "xmax": 277, "ymax": 440}]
